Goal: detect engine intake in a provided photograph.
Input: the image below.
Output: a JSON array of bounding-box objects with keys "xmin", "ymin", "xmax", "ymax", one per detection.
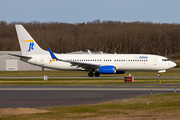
[
  {"xmin": 98, "ymin": 66, "xmax": 125, "ymax": 74},
  {"xmin": 98, "ymin": 66, "xmax": 116, "ymax": 74}
]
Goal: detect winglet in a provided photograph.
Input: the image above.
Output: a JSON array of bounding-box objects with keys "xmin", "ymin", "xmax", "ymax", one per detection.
[
  {"xmin": 48, "ymin": 48, "xmax": 58, "ymax": 63},
  {"xmin": 87, "ymin": 49, "xmax": 92, "ymax": 54}
]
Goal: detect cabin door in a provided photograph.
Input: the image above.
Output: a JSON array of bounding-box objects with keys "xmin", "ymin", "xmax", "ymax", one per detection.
[{"xmin": 153, "ymin": 57, "xmax": 157, "ymax": 65}]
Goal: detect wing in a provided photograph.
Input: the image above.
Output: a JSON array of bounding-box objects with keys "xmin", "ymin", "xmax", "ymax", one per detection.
[
  {"xmin": 67, "ymin": 61, "xmax": 99, "ymax": 70},
  {"xmin": 48, "ymin": 48, "xmax": 99, "ymax": 70}
]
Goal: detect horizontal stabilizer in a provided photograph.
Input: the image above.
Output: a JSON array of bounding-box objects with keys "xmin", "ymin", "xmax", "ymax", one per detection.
[{"xmin": 8, "ymin": 54, "xmax": 32, "ymax": 59}]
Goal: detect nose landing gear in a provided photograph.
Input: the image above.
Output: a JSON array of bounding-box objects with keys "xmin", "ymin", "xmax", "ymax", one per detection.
[
  {"xmin": 157, "ymin": 70, "xmax": 166, "ymax": 77},
  {"xmin": 157, "ymin": 73, "xmax": 161, "ymax": 77}
]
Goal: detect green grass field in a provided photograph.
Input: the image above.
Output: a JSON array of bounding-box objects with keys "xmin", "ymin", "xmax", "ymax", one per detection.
[
  {"xmin": 1, "ymin": 93, "xmax": 180, "ymax": 120},
  {"xmin": 0, "ymin": 79, "xmax": 180, "ymax": 85},
  {"xmin": 0, "ymin": 69, "xmax": 180, "ymax": 77},
  {"xmin": 0, "ymin": 70, "xmax": 180, "ymax": 85},
  {"xmin": 0, "ymin": 70, "xmax": 180, "ymax": 119}
]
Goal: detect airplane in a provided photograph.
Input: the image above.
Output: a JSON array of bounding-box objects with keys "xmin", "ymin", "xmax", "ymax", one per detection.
[{"xmin": 9, "ymin": 24, "xmax": 176, "ymax": 77}]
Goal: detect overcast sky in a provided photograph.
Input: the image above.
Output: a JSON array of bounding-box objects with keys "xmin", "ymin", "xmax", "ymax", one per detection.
[{"xmin": 1, "ymin": 0, "xmax": 180, "ymax": 24}]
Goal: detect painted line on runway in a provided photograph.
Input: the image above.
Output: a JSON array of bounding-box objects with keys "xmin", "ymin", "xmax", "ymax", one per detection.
[
  {"xmin": 0, "ymin": 88, "xmax": 179, "ymax": 91},
  {"xmin": 0, "ymin": 101, "xmax": 95, "ymax": 104}
]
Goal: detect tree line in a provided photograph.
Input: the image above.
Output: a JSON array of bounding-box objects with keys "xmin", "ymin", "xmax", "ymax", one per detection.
[{"xmin": 0, "ymin": 20, "xmax": 180, "ymax": 59}]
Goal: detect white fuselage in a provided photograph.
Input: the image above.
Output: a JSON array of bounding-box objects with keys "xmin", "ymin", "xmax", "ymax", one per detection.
[{"xmin": 22, "ymin": 53, "xmax": 176, "ymax": 71}]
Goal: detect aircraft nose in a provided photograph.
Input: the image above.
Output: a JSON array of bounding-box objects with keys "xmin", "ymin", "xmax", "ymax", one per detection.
[{"xmin": 171, "ymin": 62, "xmax": 177, "ymax": 68}]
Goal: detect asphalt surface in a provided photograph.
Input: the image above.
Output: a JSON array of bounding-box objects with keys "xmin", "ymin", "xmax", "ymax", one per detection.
[
  {"xmin": 0, "ymin": 84, "xmax": 179, "ymax": 108},
  {"xmin": 0, "ymin": 76, "xmax": 180, "ymax": 79}
]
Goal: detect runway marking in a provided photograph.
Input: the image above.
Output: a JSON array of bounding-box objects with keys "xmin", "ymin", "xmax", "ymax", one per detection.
[
  {"xmin": 144, "ymin": 86, "xmax": 156, "ymax": 87},
  {"xmin": 169, "ymin": 86, "xmax": 179, "ymax": 88},
  {"xmin": 0, "ymin": 102, "xmax": 95, "ymax": 104},
  {"xmin": 97, "ymin": 85, "xmax": 180, "ymax": 88},
  {"xmin": 1, "ymin": 76, "xmax": 180, "ymax": 79},
  {"xmin": 0, "ymin": 88, "xmax": 179, "ymax": 91}
]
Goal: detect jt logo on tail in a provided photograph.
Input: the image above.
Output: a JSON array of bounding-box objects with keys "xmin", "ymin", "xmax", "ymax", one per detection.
[
  {"xmin": 28, "ymin": 42, "xmax": 34, "ymax": 52},
  {"xmin": 21, "ymin": 40, "xmax": 35, "ymax": 52}
]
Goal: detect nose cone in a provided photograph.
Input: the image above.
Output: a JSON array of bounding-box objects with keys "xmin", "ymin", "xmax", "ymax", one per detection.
[{"xmin": 171, "ymin": 62, "xmax": 177, "ymax": 68}]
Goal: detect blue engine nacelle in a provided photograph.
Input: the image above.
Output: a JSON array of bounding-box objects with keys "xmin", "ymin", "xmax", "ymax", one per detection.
[
  {"xmin": 98, "ymin": 66, "xmax": 116, "ymax": 74},
  {"xmin": 98, "ymin": 66, "xmax": 125, "ymax": 74}
]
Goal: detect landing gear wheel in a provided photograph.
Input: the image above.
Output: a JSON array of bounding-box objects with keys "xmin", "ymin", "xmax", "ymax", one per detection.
[
  {"xmin": 157, "ymin": 73, "xmax": 161, "ymax": 77},
  {"xmin": 88, "ymin": 72, "xmax": 93, "ymax": 77},
  {"xmin": 95, "ymin": 72, "xmax": 100, "ymax": 77}
]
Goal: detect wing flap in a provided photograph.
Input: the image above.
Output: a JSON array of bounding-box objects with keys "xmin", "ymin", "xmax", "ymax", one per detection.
[{"xmin": 69, "ymin": 61, "xmax": 99, "ymax": 69}]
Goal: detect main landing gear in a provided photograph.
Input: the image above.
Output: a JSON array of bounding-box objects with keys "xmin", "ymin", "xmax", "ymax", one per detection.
[
  {"xmin": 88, "ymin": 72, "xmax": 100, "ymax": 77},
  {"xmin": 88, "ymin": 72, "xmax": 93, "ymax": 77},
  {"xmin": 95, "ymin": 72, "xmax": 100, "ymax": 77}
]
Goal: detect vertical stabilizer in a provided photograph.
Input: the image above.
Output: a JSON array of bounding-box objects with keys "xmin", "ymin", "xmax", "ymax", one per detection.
[{"xmin": 15, "ymin": 25, "xmax": 47, "ymax": 55}]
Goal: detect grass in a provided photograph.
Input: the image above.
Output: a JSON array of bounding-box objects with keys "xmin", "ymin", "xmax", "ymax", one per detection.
[
  {"xmin": 0, "ymin": 70, "xmax": 180, "ymax": 85},
  {"xmin": 0, "ymin": 69, "xmax": 180, "ymax": 77},
  {"xmin": 1, "ymin": 93, "xmax": 180, "ymax": 120},
  {"xmin": 0, "ymin": 79, "xmax": 180, "ymax": 85},
  {"xmin": 0, "ymin": 70, "xmax": 180, "ymax": 119}
]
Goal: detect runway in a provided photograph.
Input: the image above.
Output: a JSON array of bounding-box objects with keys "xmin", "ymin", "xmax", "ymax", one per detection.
[
  {"xmin": 0, "ymin": 84, "xmax": 179, "ymax": 108},
  {"xmin": 0, "ymin": 76, "xmax": 180, "ymax": 79}
]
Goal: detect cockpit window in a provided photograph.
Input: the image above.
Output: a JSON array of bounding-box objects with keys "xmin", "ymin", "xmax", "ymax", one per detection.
[{"xmin": 162, "ymin": 59, "xmax": 170, "ymax": 61}]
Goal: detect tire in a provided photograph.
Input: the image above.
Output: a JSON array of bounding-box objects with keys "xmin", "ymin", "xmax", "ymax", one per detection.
[
  {"xmin": 88, "ymin": 72, "xmax": 93, "ymax": 77},
  {"xmin": 95, "ymin": 72, "xmax": 100, "ymax": 77},
  {"xmin": 157, "ymin": 73, "xmax": 161, "ymax": 77}
]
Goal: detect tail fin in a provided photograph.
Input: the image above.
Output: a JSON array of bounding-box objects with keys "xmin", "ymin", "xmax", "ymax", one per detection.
[{"xmin": 15, "ymin": 25, "xmax": 47, "ymax": 56}]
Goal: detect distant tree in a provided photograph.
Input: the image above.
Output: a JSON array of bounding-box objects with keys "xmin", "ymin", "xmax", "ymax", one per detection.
[{"xmin": 0, "ymin": 20, "xmax": 180, "ymax": 58}]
